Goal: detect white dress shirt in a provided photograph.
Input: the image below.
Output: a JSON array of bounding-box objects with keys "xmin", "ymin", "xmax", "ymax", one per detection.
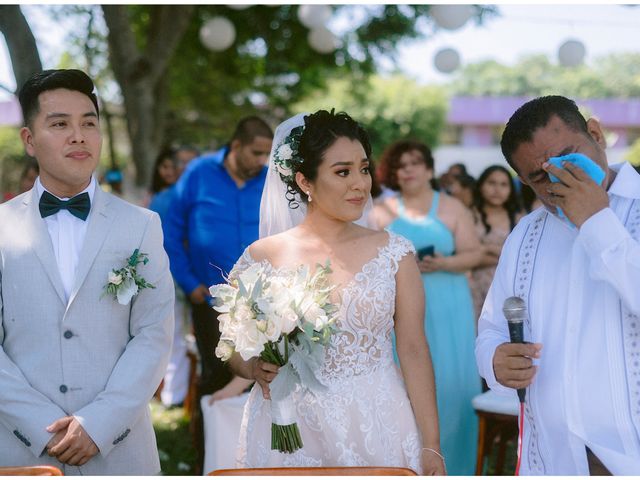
[
  {"xmin": 476, "ymin": 162, "xmax": 640, "ymax": 475},
  {"xmin": 36, "ymin": 177, "xmax": 96, "ymax": 302}
]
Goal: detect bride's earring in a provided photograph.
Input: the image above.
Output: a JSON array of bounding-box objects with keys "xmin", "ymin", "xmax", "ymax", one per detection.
[{"xmin": 307, "ymin": 191, "xmax": 312, "ymax": 202}]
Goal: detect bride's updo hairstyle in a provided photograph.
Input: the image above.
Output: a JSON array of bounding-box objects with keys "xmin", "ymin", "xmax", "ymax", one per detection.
[{"xmin": 284, "ymin": 109, "xmax": 372, "ymax": 208}]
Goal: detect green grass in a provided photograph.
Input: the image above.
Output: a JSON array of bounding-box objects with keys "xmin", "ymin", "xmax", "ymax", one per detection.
[{"xmin": 151, "ymin": 400, "xmax": 198, "ymax": 475}]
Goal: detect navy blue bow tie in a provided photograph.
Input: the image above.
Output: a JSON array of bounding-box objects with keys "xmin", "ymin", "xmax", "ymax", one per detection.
[{"xmin": 39, "ymin": 191, "xmax": 91, "ymax": 221}]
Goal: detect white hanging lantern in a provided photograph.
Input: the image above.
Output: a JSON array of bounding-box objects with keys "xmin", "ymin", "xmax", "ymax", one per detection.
[
  {"xmin": 434, "ymin": 47, "xmax": 461, "ymax": 74},
  {"xmin": 558, "ymin": 39, "xmax": 586, "ymax": 67},
  {"xmin": 308, "ymin": 27, "xmax": 338, "ymax": 54},
  {"xmin": 199, "ymin": 17, "xmax": 236, "ymax": 52},
  {"xmin": 298, "ymin": 5, "xmax": 332, "ymax": 29},
  {"xmin": 430, "ymin": 5, "xmax": 474, "ymax": 31}
]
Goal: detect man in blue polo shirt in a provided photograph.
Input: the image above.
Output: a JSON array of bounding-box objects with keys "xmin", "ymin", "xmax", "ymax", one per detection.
[{"xmin": 164, "ymin": 116, "xmax": 272, "ymax": 403}]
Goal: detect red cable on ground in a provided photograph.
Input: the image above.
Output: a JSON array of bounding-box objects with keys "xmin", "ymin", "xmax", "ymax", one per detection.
[{"xmin": 515, "ymin": 402, "xmax": 524, "ymax": 475}]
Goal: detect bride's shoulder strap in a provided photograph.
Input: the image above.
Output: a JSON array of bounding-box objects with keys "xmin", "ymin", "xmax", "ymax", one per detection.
[
  {"xmin": 385, "ymin": 230, "xmax": 416, "ymax": 264},
  {"xmin": 229, "ymin": 247, "xmax": 255, "ymax": 281}
]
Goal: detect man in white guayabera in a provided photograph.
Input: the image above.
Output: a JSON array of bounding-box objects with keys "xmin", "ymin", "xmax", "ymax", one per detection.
[{"xmin": 476, "ymin": 95, "xmax": 640, "ymax": 475}]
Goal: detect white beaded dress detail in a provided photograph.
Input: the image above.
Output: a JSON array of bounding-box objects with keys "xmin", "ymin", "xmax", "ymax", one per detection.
[{"xmin": 234, "ymin": 232, "xmax": 423, "ymax": 473}]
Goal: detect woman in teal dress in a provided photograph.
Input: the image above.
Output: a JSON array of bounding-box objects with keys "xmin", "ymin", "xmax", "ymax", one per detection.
[{"xmin": 371, "ymin": 141, "xmax": 483, "ymax": 475}]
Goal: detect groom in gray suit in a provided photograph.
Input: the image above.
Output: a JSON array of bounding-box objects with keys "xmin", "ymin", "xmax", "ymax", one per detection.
[{"xmin": 0, "ymin": 70, "xmax": 174, "ymax": 474}]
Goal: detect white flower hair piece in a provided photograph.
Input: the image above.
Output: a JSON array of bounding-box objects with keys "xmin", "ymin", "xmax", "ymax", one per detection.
[{"xmin": 272, "ymin": 124, "xmax": 305, "ymax": 185}]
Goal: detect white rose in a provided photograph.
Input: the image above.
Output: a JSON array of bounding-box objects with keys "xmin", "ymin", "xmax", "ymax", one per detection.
[
  {"xmin": 268, "ymin": 281, "xmax": 289, "ymax": 305},
  {"xmin": 116, "ymin": 278, "xmax": 139, "ymax": 305},
  {"xmin": 215, "ymin": 341, "xmax": 234, "ymax": 361},
  {"xmin": 263, "ymin": 319, "xmax": 282, "ymax": 342},
  {"xmin": 217, "ymin": 313, "xmax": 236, "ymax": 340},
  {"xmin": 279, "ymin": 307, "xmax": 299, "ymax": 335},
  {"xmin": 277, "ymin": 143, "xmax": 293, "ymax": 160},
  {"xmin": 233, "ymin": 304, "xmax": 255, "ymax": 326},
  {"xmin": 109, "ymin": 271, "xmax": 123, "ymax": 286},
  {"xmin": 234, "ymin": 324, "xmax": 266, "ymax": 361}
]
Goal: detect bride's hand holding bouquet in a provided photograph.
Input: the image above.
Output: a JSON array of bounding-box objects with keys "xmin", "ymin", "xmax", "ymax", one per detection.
[{"xmin": 251, "ymin": 357, "xmax": 280, "ymax": 400}]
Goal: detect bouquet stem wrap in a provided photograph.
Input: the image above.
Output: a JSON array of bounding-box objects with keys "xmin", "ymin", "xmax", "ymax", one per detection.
[
  {"xmin": 262, "ymin": 339, "xmax": 303, "ymax": 453},
  {"xmin": 270, "ymin": 394, "xmax": 303, "ymax": 453}
]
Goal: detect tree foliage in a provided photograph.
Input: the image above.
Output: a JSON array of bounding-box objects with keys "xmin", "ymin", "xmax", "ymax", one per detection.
[
  {"xmin": 160, "ymin": 4, "xmax": 495, "ymax": 148},
  {"xmin": 2, "ymin": 4, "xmax": 496, "ymax": 186},
  {"xmin": 626, "ymin": 137, "xmax": 640, "ymax": 167},
  {"xmin": 450, "ymin": 53, "xmax": 640, "ymax": 98},
  {"xmin": 0, "ymin": 126, "xmax": 28, "ymax": 194},
  {"xmin": 294, "ymin": 75, "xmax": 448, "ymax": 158}
]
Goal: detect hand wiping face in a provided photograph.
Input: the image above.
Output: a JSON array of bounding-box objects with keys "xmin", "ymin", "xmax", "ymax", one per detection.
[{"xmin": 547, "ymin": 152, "xmax": 605, "ymax": 227}]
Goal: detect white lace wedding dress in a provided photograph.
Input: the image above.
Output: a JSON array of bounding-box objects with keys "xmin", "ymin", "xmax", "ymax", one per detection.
[{"xmin": 233, "ymin": 232, "xmax": 423, "ymax": 473}]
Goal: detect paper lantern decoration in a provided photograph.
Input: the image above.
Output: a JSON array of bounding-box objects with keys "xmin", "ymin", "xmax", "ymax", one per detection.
[
  {"xmin": 558, "ymin": 39, "xmax": 586, "ymax": 67},
  {"xmin": 434, "ymin": 48, "xmax": 461, "ymax": 73},
  {"xmin": 430, "ymin": 5, "xmax": 474, "ymax": 31},
  {"xmin": 308, "ymin": 27, "xmax": 338, "ymax": 54},
  {"xmin": 199, "ymin": 17, "xmax": 236, "ymax": 51},
  {"xmin": 298, "ymin": 5, "xmax": 332, "ymax": 29}
]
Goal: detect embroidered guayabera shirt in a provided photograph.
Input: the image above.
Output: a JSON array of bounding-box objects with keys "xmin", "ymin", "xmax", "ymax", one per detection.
[{"xmin": 476, "ymin": 162, "xmax": 640, "ymax": 475}]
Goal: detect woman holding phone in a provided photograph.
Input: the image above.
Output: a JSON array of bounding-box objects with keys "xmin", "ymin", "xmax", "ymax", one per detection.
[{"xmin": 370, "ymin": 140, "xmax": 482, "ymax": 476}]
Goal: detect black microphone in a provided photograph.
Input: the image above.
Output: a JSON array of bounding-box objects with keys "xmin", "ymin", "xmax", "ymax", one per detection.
[{"xmin": 502, "ymin": 296, "xmax": 527, "ymax": 403}]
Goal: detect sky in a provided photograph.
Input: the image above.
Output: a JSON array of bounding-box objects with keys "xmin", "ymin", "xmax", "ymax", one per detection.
[
  {"xmin": 395, "ymin": 4, "xmax": 640, "ymax": 84},
  {"xmin": 1, "ymin": 4, "xmax": 640, "ymax": 100}
]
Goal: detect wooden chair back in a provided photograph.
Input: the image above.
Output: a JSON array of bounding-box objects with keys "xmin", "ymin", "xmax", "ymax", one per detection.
[
  {"xmin": 0, "ymin": 465, "xmax": 63, "ymax": 476},
  {"xmin": 209, "ymin": 466, "xmax": 417, "ymax": 476}
]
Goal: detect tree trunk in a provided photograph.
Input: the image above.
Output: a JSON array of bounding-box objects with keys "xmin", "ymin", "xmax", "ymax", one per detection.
[
  {"xmin": 101, "ymin": 5, "xmax": 194, "ymax": 187},
  {"xmin": 0, "ymin": 5, "xmax": 42, "ymax": 93}
]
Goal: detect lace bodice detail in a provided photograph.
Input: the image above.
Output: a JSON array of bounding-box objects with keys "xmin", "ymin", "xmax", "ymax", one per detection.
[{"xmin": 230, "ymin": 232, "xmax": 416, "ymax": 384}]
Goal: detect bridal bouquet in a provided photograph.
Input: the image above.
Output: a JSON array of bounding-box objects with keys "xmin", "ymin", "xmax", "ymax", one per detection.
[{"xmin": 210, "ymin": 261, "xmax": 339, "ymax": 453}]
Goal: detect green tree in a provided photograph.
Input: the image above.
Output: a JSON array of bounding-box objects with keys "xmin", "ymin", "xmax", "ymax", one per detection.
[
  {"xmin": 163, "ymin": 5, "xmax": 494, "ymax": 150},
  {"xmin": 0, "ymin": 126, "xmax": 28, "ymax": 194},
  {"xmin": 451, "ymin": 53, "xmax": 640, "ymax": 98},
  {"xmin": 3, "ymin": 4, "xmax": 496, "ymax": 186},
  {"xmin": 625, "ymin": 138, "xmax": 640, "ymax": 167},
  {"xmin": 294, "ymin": 74, "xmax": 448, "ymax": 157},
  {"xmin": 107, "ymin": 4, "xmax": 494, "ymax": 183}
]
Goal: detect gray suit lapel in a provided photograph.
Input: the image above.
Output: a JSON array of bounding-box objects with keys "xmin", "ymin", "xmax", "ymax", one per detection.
[
  {"xmin": 67, "ymin": 186, "xmax": 116, "ymax": 308},
  {"xmin": 25, "ymin": 188, "xmax": 66, "ymax": 305}
]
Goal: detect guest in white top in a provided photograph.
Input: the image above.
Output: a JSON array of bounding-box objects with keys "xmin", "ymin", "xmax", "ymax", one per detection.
[{"xmin": 476, "ymin": 95, "xmax": 640, "ymax": 475}]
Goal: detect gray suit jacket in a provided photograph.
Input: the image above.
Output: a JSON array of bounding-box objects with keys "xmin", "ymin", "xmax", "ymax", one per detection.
[{"xmin": 0, "ymin": 186, "xmax": 174, "ymax": 475}]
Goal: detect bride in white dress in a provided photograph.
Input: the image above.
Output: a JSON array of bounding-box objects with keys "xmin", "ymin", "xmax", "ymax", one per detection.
[{"xmin": 228, "ymin": 110, "xmax": 445, "ymax": 475}]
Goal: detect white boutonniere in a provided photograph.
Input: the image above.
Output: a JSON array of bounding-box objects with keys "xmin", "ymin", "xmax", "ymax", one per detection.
[{"xmin": 102, "ymin": 249, "xmax": 155, "ymax": 305}]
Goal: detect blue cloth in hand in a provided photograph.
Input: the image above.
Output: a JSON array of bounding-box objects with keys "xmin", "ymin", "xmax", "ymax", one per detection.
[{"xmin": 548, "ymin": 152, "xmax": 605, "ymax": 228}]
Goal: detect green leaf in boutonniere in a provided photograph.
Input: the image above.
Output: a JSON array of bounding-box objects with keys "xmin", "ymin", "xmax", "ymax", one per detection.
[{"xmin": 102, "ymin": 249, "xmax": 156, "ymax": 305}]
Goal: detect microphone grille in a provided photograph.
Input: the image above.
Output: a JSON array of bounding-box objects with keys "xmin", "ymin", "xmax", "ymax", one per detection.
[
  {"xmin": 503, "ymin": 296, "xmax": 525, "ymax": 311},
  {"xmin": 502, "ymin": 296, "xmax": 527, "ymax": 322}
]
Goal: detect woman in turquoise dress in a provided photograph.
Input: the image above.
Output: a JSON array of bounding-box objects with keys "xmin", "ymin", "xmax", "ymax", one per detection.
[{"xmin": 371, "ymin": 141, "xmax": 482, "ymax": 475}]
